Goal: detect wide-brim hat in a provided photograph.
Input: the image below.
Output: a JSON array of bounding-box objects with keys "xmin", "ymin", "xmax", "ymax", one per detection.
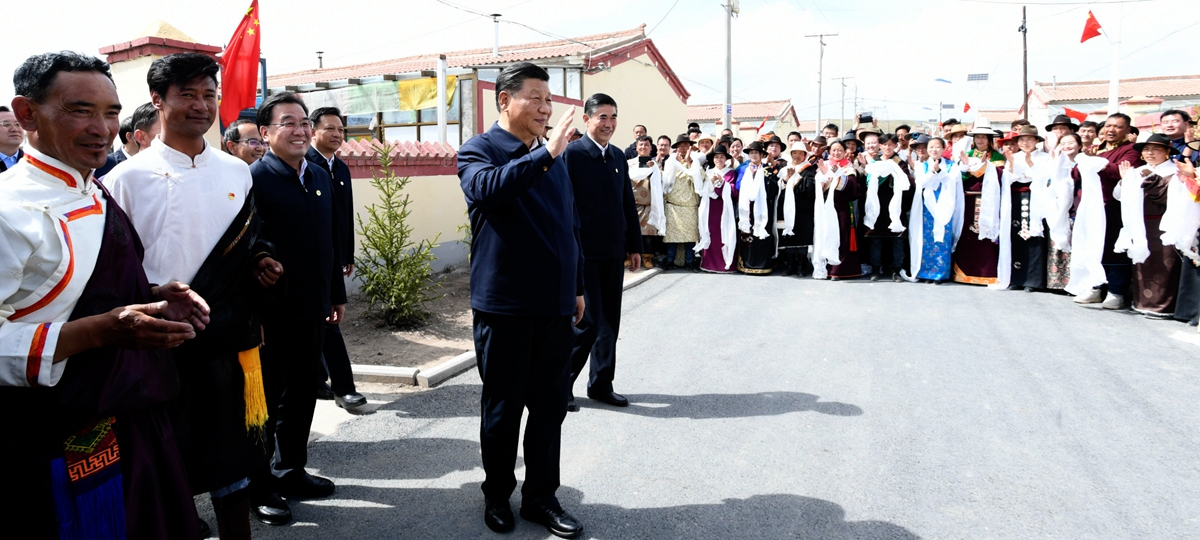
[
  {"xmin": 707, "ymin": 144, "xmax": 733, "ymax": 162},
  {"xmin": 840, "ymin": 133, "xmax": 860, "ymax": 144},
  {"xmin": 1133, "ymin": 133, "xmax": 1180, "ymax": 155},
  {"xmin": 811, "ymin": 135, "xmax": 829, "ymax": 147},
  {"xmin": 671, "ymin": 133, "xmax": 693, "ymax": 148},
  {"xmin": 997, "ymin": 130, "xmax": 1019, "ymax": 143},
  {"xmin": 1044, "ymin": 114, "xmax": 1079, "ymax": 132},
  {"xmin": 910, "ymin": 133, "xmax": 932, "ymax": 146},
  {"xmin": 945, "ymin": 124, "xmax": 969, "ymax": 138},
  {"xmin": 696, "ymin": 134, "xmax": 717, "ymax": 146},
  {"xmin": 786, "ymin": 141, "xmax": 809, "ymax": 157},
  {"xmin": 1014, "ymin": 125, "xmax": 1044, "ymax": 142},
  {"xmin": 967, "ymin": 117, "xmax": 996, "ymax": 137},
  {"xmin": 856, "ymin": 127, "xmax": 883, "ymax": 141},
  {"xmin": 744, "ymin": 140, "xmax": 768, "ymax": 155},
  {"xmin": 1188, "ymin": 139, "xmax": 1200, "ymax": 152},
  {"xmin": 763, "ymin": 135, "xmax": 786, "ymax": 152}
]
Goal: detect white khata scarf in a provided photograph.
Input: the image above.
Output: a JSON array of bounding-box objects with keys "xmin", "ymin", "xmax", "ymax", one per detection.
[
  {"xmin": 863, "ymin": 157, "xmax": 911, "ymax": 233},
  {"xmin": 628, "ymin": 158, "xmax": 666, "ymax": 236},
  {"xmin": 1160, "ymin": 166, "xmax": 1200, "ymax": 264},
  {"xmin": 737, "ymin": 162, "xmax": 770, "ymax": 239},
  {"xmin": 694, "ymin": 166, "xmax": 736, "ymax": 268},
  {"xmin": 781, "ymin": 160, "xmax": 813, "ymax": 235},
  {"xmin": 1066, "ymin": 154, "xmax": 1110, "ymax": 295},
  {"xmin": 1114, "ymin": 160, "xmax": 1177, "ymax": 265},
  {"xmin": 811, "ymin": 164, "xmax": 848, "ymax": 279}
]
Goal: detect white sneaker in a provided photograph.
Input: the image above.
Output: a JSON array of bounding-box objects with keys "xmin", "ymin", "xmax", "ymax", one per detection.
[
  {"xmin": 1074, "ymin": 289, "xmax": 1104, "ymax": 304},
  {"xmin": 1101, "ymin": 293, "xmax": 1127, "ymax": 310}
]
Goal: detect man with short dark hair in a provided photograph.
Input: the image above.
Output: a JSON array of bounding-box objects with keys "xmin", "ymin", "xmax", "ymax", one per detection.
[
  {"xmin": 458, "ymin": 61, "xmax": 586, "ymax": 538},
  {"xmin": 623, "ymin": 123, "xmax": 647, "ymax": 159},
  {"xmin": 1159, "ymin": 109, "xmax": 1197, "ymax": 164},
  {"xmin": 894, "ymin": 124, "xmax": 912, "ymax": 160},
  {"xmin": 821, "ymin": 123, "xmax": 839, "ymax": 140},
  {"xmin": 113, "ymin": 115, "xmax": 135, "ymax": 160},
  {"xmin": 105, "ymin": 51, "xmax": 282, "ymax": 539},
  {"xmin": 563, "ymin": 93, "xmax": 641, "ymax": 414},
  {"xmin": 0, "ymin": 105, "xmax": 24, "ymax": 172},
  {"xmin": 97, "ymin": 101, "xmax": 158, "ymax": 177},
  {"xmin": 223, "ymin": 118, "xmax": 265, "ymax": 164},
  {"xmin": 250, "ymin": 91, "xmax": 346, "ymax": 523},
  {"xmin": 1, "ymin": 49, "xmax": 207, "ymax": 539},
  {"xmin": 1078, "ymin": 120, "xmax": 1100, "ymax": 148},
  {"xmin": 787, "ymin": 131, "xmax": 802, "ymax": 144},
  {"xmin": 655, "ymin": 134, "xmax": 671, "ymax": 168},
  {"xmin": 305, "ymin": 107, "xmax": 364, "ymax": 410}
]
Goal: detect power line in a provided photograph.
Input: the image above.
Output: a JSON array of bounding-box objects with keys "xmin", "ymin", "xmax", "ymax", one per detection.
[{"xmin": 647, "ymin": 0, "xmax": 682, "ymax": 36}]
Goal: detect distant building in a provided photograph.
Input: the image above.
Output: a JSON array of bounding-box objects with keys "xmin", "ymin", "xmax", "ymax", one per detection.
[
  {"xmin": 687, "ymin": 99, "xmax": 799, "ymax": 139},
  {"xmin": 1025, "ymin": 74, "xmax": 1200, "ymax": 130}
]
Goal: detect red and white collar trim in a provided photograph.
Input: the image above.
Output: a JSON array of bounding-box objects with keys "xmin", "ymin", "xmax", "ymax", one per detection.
[{"xmin": 21, "ymin": 146, "xmax": 91, "ymax": 189}]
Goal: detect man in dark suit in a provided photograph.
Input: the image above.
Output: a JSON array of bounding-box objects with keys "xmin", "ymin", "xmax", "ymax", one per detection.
[
  {"xmin": 304, "ymin": 106, "xmax": 365, "ymax": 410},
  {"xmin": 622, "ymin": 123, "xmax": 646, "ymax": 159},
  {"xmin": 563, "ymin": 93, "xmax": 642, "ymax": 412},
  {"xmin": 457, "ymin": 61, "xmax": 586, "ymax": 539},
  {"xmin": 0, "ymin": 105, "xmax": 25, "ymax": 173},
  {"xmin": 248, "ymin": 92, "xmax": 346, "ymax": 525}
]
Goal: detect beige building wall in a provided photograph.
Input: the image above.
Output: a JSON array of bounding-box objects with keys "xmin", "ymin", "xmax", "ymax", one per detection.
[
  {"xmin": 586, "ymin": 55, "xmax": 687, "ymax": 147},
  {"xmin": 349, "ymin": 174, "xmax": 467, "ymax": 263},
  {"xmin": 109, "ymin": 55, "xmax": 222, "ymax": 149},
  {"xmin": 479, "ymin": 86, "xmax": 585, "ymax": 139}
]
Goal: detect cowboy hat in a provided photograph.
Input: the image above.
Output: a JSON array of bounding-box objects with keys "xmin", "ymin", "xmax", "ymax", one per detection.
[
  {"xmin": 786, "ymin": 141, "xmax": 809, "ymax": 157},
  {"xmin": 1133, "ymin": 133, "xmax": 1180, "ymax": 155},
  {"xmin": 910, "ymin": 133, "xmax": 932, "ymax": 146},
  {"xmin": 763, "ymin": 135, "xmax": 786, "ymax": 152},
  {"xmin": 696, "ymin": 134, "xmax": 717, "ymax": 146},
  {"xmin": 967, "ymin": 117, "xmax": 997, "ymax": 137},
  {"xmin": 707, "ymin": 144, "xmax": 734, "ymax": 163},
  {"xmin": 671, "ymin": 133, "xmax": 694, "ymax": 148},
  {"xmin": 856, "ymin": 127, "xmax": 883, "ymax": 141},
  {"xmin": 810, "ymin": 135, "xmax": 829, "ymax": 147},
  {"xmin": 945, "ymin": 124, "xmax": 969, "ymax": 138},
  {"xmin": 1044, "ymin": 114, "xmax": 1079, "ymax": 132},
  {"xmin": 744, "ymin": 140, "xmax": 768, "ymax": 155},
  {"xmin": 1014, "ymin": 125, "xmax": 1044, "ymax": 142}
]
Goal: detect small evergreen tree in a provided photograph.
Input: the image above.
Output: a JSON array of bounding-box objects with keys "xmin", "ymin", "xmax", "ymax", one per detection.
[{"xmin": 355, "ymin": 141, "xmax": 442, "ymax": 327}]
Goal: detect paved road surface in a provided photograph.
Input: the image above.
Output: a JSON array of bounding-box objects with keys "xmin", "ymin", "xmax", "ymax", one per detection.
[{"xmin": 231, "ymin": 271, "xmax": 1200, "ymax": 539}]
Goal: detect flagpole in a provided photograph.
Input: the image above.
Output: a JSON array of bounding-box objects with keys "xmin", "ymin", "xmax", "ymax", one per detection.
[{"xmin": 1104, "ymin": 13, "xmax": 1119, "ymax": 115}]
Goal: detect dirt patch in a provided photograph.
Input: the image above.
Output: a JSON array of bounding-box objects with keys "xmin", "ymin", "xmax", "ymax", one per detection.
[{"xmin": 341, "ymin": 267, "xmax": 473, "ymax": 369}]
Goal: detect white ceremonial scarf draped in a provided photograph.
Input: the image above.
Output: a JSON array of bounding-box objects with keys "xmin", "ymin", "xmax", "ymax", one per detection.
[
  {"xmin": 1159, "ymin": 168, "xmax": 1200, "ymax": 264},
  {"xmin": 902, "ymin": 159, "xmax": 964, "ymax": 282},
  {"xmin": 736, "ymin": 162, "xmax": 769, "ymax": 239},
  {"xmin": 628, "ymin": 158, "xmax": 666, "ymax": 235},
  {"xmin": 810, "ymin": 165, "xmax": 847, "ymax": 279},
  {"xmin": 967, "ymin": 157, "xmax": 1002, "ymax": 241},
  {"xmin": 0, "ymin": 147, "xmax": 107, "ymax": 387},
  {"xmin": 1065, "ymin": 155, "xmax": 1110, "ymax": 296},
  {"xmin": 992, "ymin": 149, "xmax": 1049, "ymax": 290},
  {"xmin": 694, "ymin": 166, "xmax": 736, "ymax": 268},
  {"xmin": 1047, "ymin": 153, "xmax": 1078, "ymax": 251},
  {"xmin": 1113, "ymin": 161, "xmax": 1176, "ymax": 265},
  {"xmin": 104, "ymin": 138, "xmax": 253, "ymax": 286},
  {"xmin": 781, "ymin": 160, "xmax": 811, "ymax": 235},
  {"xmin": 695, "ymin": 166, "xmax": 724, "ymax": 251},
  {"xmin": 863, "ymin": 157, "xmax": 911, "ymax": 233}
]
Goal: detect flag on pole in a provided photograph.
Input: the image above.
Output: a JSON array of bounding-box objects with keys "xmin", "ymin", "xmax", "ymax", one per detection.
[
  {"xmin": 963, "ymin": 102, "xmax": 971, "ymax": 113},
  {"xmin": 218, "ymin": 0, "xmax": 261, "ymax": 126},
  {"xmin": 1081, "ymin": 11, "xmax": 1103, "ymax": 43},
  {"xmin": 756, "ymin": 116, "xmax": 768, "ymax": 134},
  {"xmin": 1063, "ymin": 107, "xmax": 1089, "ymax": 123}
]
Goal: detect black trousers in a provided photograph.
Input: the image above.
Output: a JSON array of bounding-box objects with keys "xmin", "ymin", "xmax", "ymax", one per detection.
[
  {"xmin": 259, "ymin": 315, "xmax": 325, "ymax": 480},
  {"xmin": 321, "ymin": 323, "xmax": 357, "ymax": 395},
  {"xmin": 1176, "ymin": 245, "xmax": 1200, "ymax": 325},
  {"xmin": 570, "ymin": 258, "xmax": 625, "ymax": 395},
  {"xmin": 868, "ymin": 236, "xmax": 906, "ymax": 273},
  {"xmin": 474, "ymin": 310, "xmax": 573, "ymax": 505}
]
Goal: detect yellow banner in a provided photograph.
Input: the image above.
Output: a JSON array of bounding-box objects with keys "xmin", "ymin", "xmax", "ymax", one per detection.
[{"xmin": 397, "ymin": 75, "xmax": 457, "ymax": 111}]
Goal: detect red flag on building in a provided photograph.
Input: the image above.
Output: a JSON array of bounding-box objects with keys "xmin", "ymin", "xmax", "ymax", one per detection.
[
  {"xmin": 1081, "ymin": 11, "xmax": 1103, "ymax": 43},
  {"xmin": 1063, "ymin": 107, "xmax": 1089, "ymax": 123},
  {"xmin": 218, "ymin": 0, "xmax": 261, "ymax": 126},
  {"xmin": 963, "ymin": 102, "xmax": 971, "ymax": 113},
  {"xmin": 756, "ymin": 116, "xmax": 768, "ymax": 134}
]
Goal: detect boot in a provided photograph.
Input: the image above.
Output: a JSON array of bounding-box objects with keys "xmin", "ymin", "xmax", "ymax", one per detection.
[
  {"xmin": 643, "ymin": 253, "xmax": 654, "ymax": 269},
  {"xmin": 212, "ymin": 488, "xmax": 253, "ymax": 540}
]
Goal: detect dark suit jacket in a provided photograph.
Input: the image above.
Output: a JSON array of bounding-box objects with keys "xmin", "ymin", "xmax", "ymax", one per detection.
[
  {"xmin": 250, "ymin": 151, "xmax": 347, "ymax": 319},
  {"xmin": 458, "ymin": 122, "xmax": 584, "ymax": 317},
  {"xmin": 305, "ymin": 146, "xmax": 355, "ymax": 267},
  {"xmin": 0, "ymin": 148, "xmax": 23, "ymax": 174},
  {"xmin": 623, "ymin": 142, "xmax": 638, "ymax": 160},
  {"xmin": 563, "ymin": 134, "xmax": 642, "ymax": 259},
  {"xmin": 94, "ymin": 154, "xmax": 119, "ymax": 179}
]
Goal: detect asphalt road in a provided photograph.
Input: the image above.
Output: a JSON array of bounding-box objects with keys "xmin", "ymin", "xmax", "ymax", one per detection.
[{"xmin": 239, "ymin": 270, "xmax": 1200, "ymax": 539}]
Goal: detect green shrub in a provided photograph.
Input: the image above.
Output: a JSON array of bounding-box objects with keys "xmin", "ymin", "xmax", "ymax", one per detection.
[{"xmin": 354, "ymin": 142, "xmax": 443, "ymax": 327}]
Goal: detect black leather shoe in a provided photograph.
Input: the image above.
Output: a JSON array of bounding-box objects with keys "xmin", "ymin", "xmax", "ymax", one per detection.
[
  {"xmin": 335, "ymin": 392, "xmax": 367, "ymax": 409},
  {"xmin": 587, "ymin": 391, "xmax": 629, "ymax": 407},
  {"xmin": 316, "ymin": 381, "xmax": 335, "ymax": 401},
  {"xmin": 892, "ymin": 272, "xmax": 903, "ymax": 283},
  {"xmin": 250, "ymin": 490, "xmax": 292, "ymax": 526},
  {"xmin": 484, "ymin": 498, "xmax": 515, "ymax": 533},
  {"xmin": 520, "ymin": 503, "xmax": 583, "ymax": 538},
  {"xmin": 1024, "ymin": 287, "xmax": 1035, "ymax": 293},
  {"xmin": 869, "ymin": 273, "xmax": 880, "ymax": 281},
  {"xmin": 277, "ymin": 471, "xmax": 335, "ymax": 499},
  {"xmin": 566, "ymin": 396, "xmax": 578, "ymax": 412}
]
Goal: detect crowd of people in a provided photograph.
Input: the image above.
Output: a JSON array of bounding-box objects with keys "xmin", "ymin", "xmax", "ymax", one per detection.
[{"xmin": 622, "ymin": 111, "xmax": 1200, "ymax": 326}]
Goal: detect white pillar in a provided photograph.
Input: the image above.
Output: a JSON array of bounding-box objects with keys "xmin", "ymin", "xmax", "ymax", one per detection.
[{"xmin": 437, "ymin": 55, "xmax": 448, "ymax": 145}]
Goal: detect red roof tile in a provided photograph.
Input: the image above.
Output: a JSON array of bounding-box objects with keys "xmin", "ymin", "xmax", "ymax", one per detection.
[
  {"xmin": 688, "ymin": 100, "xmax": 792, "ymax": 122},
  {"xmin": 1033, "ymin": 74, "xmax": 1200, "ymax": 103},
  {"xmin": 269, "ymin": 26, "xmax": 647, "ymax": 88}
]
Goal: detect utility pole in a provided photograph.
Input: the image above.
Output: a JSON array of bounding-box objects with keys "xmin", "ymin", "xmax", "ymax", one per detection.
[
  {"xmin": 832, "ymin": 76, "xmax": 852, "ymax": 133},
  {"xmin": 491, "ymin": 14, "xmax": 502, "ymax": 57},
  {"xmin": 723, "ymin": 0, "xmax": 731, "ymax": 133},
  {"xmin": 805, "ymin": 33, "xmax": 837, "ymax": 136},
  {"xmin": 1020, "ymin": 6, "xmax": 1028, "ymax": 121}
]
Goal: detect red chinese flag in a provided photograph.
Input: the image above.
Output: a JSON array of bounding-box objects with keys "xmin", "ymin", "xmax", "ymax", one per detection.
[
  {"xmin": 1063, "ymin": 107, "xmax": 1089, "ymax": 123},
  {"xmin": 218, "ymin": 0, "xmax": 261, "ymax": 126},
  {"xmin": 963, "ymin": 102, "xmax": 971, "ymax": 113},
  {"xmin": 756, "ymin": 116, "xmax": 768, "ymax": 133},
  {"xmin": 1081, "ymin": 11, "xmax": 1103, "ymax": 43}
]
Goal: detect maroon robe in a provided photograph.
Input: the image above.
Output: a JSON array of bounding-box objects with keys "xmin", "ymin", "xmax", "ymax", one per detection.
[
  {"xmin": 1132, "ymin": 172, "xmax": 1181, "ymax": 314},
  {"xmin": 829, "ymin": 172, "xmax": 864, "ymax": 278}
]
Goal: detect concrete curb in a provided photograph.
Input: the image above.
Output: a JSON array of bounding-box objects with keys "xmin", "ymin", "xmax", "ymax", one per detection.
[{"xmin": 348, "ymin": 267, "xmax": 662, "ymax": 388}]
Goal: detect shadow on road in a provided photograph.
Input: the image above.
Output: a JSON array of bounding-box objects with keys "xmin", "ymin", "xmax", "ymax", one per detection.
[
  {"xmin": 593, "ymin": 392, "xmax": 863, "ymax": 418},
  {"xmin": 375, "ymin": 382, "xmax": 482, "ymax": 418},
  {"xmin": 264, "ymin": 484, "xmax": 918, "ymax": 539},
  {"xmin": 310, "ymin": 437, "xmax": 481, "ymax": 480}
]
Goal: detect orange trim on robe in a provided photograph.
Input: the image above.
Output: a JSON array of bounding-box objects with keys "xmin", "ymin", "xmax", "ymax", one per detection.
[
  {"xmin": 26, "ymin": 322, "xmax": 51, "ymax": 386},
  {"xmin": 64, "ymin": 195, "xmax": 103, "ymax": 221},
  {"xmin": 952, "ymin": 263, "xmax": 998, "ymax": 286},
  {"xmin": 10, "ymin": 221, "xmax": 75, "ymax": 321},
  {"xmin": 24, "ymin": 154, "xmax": 79, "ymax": 189}
]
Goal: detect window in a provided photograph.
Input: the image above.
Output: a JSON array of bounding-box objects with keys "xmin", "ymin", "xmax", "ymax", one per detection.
[
  {"xmin": 547, "ymin": 68, "xmax": 564, "ymax": 96},
  {"xmin": 375, "ymin": 76, "xmax": 473, "ymax": 146},
  {"xmin": 565, "ymin": 69, "xmax": 581, "ymax": 100}
]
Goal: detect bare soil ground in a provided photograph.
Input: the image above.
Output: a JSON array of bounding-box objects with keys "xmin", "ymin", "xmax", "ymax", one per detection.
[{"xmin": 341, "ymin": 267, "xmax": 472, "ymax": 369}]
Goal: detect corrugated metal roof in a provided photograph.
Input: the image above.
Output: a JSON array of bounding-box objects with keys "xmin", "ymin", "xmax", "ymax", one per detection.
[
  {"xmin": 1033, "ymin": 74, "xmax": 1200, "ymax": 103},
  {"xmin": 688, "ymin": 100, "xmax": 791, "ymax": 122},
  {"xmin": 269, "ymin": 26, "xmax": 647, "ymax": 88}
]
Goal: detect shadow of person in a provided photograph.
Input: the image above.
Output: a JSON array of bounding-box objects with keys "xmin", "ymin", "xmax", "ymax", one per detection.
[
  {"xmin": 309, "ymin": 437, "xmax": 482, "ymax": 480},
  {"xmin": 250, "ymin": 483, "xmax": 918, "ymax": 540},
  {"xmin": 375, "ymin": 382, "xmax": 483, "ymax": 418},
  {"xmin": 597, "ymin": 392, "xmax": 863, "ymax": 419}
]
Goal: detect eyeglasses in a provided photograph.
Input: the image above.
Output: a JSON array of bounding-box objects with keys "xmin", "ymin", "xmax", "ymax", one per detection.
[
  {"xmin": 239, "ymin": 139, "xmax": 265, "ymax": 148},
  {"xmin": 0, "ymin": 121, "xmax": 20, "ymax": 130},
  {"xmin": 268, "ymin": 120, "xmax": 314, "ymax": 131}
]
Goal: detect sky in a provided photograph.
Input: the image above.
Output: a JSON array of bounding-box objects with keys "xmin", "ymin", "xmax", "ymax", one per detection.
[{"xmin": 4, "ymin": 0, "xmax": 1198, "ymax": 124}]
